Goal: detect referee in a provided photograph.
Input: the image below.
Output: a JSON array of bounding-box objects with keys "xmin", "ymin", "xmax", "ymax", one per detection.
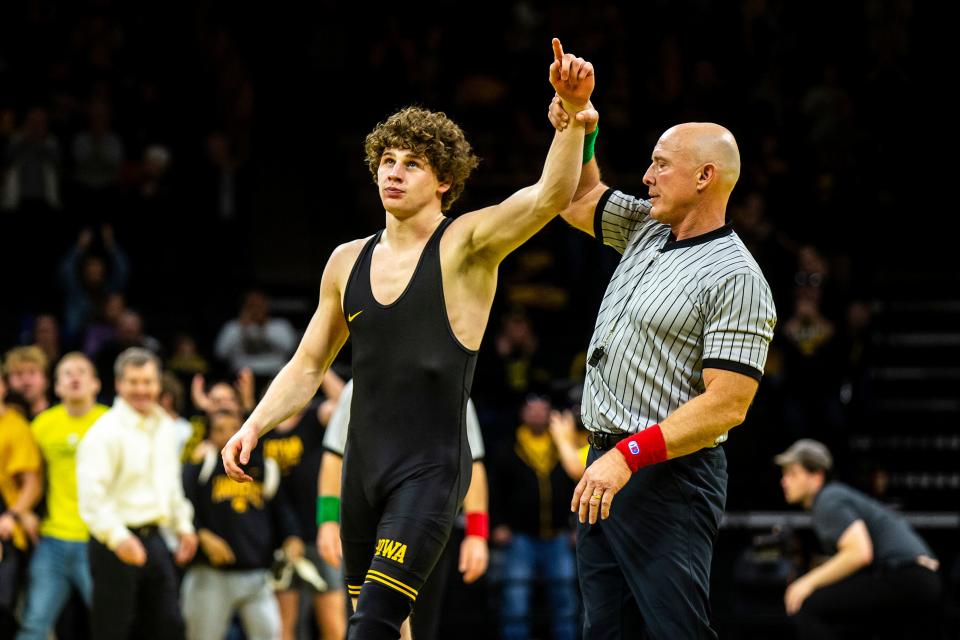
[{"xmin": 549, "ymin": 102, "xmax": 777, "ymax": 638}]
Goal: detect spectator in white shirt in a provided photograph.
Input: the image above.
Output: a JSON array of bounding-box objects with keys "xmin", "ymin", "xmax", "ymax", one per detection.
[
  {"xmin": 76, "ymin": 348, "xmax": 197, "ymax": 640},
  {"xmin": 214, "ymin": 290, "xmax": 297, "ymax": 383}
]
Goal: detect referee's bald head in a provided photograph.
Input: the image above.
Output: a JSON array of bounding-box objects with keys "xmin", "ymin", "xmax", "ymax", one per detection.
[{"xmin": 658, "ymin": 123, "xmax": 740, "ymax": 191}]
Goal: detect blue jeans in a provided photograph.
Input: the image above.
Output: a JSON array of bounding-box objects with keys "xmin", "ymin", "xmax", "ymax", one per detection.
[
  {"xmin": 16, "ymin": 536, "xmax": 93, "ymax": 640},
  {"xmin": 501, "ymin": 532, "xmax": 577, "ymax": 640}
]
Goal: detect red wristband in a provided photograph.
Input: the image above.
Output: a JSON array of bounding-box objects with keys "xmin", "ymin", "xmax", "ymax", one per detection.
[
  {"xmin": 465, "ymin": 512, "xmax": 489, "ymax": 539},
  {"xmin": 615, "ymin": 424, "xmax": 667, "ymax": 473}
]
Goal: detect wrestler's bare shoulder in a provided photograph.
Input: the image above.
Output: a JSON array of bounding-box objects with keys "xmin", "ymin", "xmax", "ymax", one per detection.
[{"xmin": 325, "ymin": 235, "xmax": 375, "ymax": 282}]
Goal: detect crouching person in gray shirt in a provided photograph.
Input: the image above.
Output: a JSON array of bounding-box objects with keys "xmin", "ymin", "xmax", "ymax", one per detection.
[{"xmin": 776, "ymin": 439, "xmax": 942, "ymax": 639}]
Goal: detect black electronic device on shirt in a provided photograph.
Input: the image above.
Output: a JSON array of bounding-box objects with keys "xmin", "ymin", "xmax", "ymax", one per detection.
[{"xmin": 588, "ymin": 346, "xmax": 605, "ymax": 368}]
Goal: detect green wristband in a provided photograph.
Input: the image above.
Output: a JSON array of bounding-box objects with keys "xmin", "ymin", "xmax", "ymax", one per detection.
[
  {"xmin": 583, "ymin": 125, "xmax": 599, "ymax": 164},
  {"xmin": 317, "ymin": 496, "xmax": 341, "ymax": 525}
]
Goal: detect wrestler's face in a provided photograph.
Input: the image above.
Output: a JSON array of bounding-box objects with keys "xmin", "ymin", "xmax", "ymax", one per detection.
[
  {"xmin": 377, "ymin": 148, "xmax": 450, "ymax": 217},
  {"xmin": 780, "ymin": 463, "xmax": 821, "ymax": 506},
  {"xmin": 643, "ymin": 131, "xmax": 699, "ymax": 225}
]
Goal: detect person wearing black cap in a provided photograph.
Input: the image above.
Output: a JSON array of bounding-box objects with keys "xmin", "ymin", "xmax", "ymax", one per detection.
[{"xmin": 775, "ymin": 439, "xmax": 942, "ymax": 639}]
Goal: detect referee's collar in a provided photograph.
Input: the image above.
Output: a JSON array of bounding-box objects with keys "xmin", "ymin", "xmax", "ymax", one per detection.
[{"xmin": 660, "ymin": 223, "xmax": 734, "ymax": 252}]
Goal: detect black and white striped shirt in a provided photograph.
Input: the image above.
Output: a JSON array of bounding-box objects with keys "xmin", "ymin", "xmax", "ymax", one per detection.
[{"xmin": 583, "ymin": 188, "xmax": 777, "ymax": 441}]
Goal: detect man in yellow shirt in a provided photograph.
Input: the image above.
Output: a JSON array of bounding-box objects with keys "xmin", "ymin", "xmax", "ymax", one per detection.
[
  {"xmin": 16, "ymin": 353, "xmax": 107, "ymax": 640},
  {"xmin": 0, "ymin": 369, "xmax": 42, "ymax": 636}
]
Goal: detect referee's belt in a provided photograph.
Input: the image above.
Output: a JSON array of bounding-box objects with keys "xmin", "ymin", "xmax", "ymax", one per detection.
[
  {"xmin": 588, "ymin": 430, "xmax": 630, "ymax": 451},
  {"xmin": 129, "ymin": 523, "xmax": 161, "ymax": 538}
]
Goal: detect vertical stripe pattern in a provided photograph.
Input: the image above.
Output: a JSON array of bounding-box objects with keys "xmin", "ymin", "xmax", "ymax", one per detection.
[{"xmin": 582, "ymin": 189, "xmax": 777, "ymax": 440}]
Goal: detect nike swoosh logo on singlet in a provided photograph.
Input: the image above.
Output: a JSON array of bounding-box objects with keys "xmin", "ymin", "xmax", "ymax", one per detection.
[{"xmin": 348, "ymin": 310, "xmax": 364, "ymax": 322}]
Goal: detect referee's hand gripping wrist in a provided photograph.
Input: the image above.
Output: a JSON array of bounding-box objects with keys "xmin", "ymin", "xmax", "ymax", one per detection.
[{"xmin": 547, "ymin": 95, "xmax": 599, "ymax": 135}]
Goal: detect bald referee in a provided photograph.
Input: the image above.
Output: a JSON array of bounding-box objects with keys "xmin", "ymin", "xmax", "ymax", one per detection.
[{"xmin": 549, "ymin": 102, "xmax": 777, "ymax": 638}]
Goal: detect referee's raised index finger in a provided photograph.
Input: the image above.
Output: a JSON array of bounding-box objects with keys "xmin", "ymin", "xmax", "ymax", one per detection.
[{"xmin": 552, "ymin": 38, "xmax": 564, "ymax": 62}]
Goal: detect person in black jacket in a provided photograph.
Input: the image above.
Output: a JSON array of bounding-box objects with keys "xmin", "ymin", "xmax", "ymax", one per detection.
[
  {"xmin": 491, "ymin": 394, "xmax": 578, "ymax": 640},
  {"xmin": 181, "ymin": 410, "xmax": 302, "ymax": 640},
  {"xmin": 262, "ymin": 395, "xmax": 346, "ymax": 640}
]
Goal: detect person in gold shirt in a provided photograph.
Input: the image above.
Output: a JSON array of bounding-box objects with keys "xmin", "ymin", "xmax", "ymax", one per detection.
[
  {"xmin": 3, "ymin": 346, "xmax": 51, "ymax": 419},
  {"xmin": 0, "ymin": 367, "xmax": 43, "ymax": 636},
  {"xmin": 17, "ymin": 352, "xmax": 108, "ymax": 640}
]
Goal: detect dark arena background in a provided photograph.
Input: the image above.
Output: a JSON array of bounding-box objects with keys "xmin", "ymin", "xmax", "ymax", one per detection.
[{"xmin": 0, "ymin": 1, "xmax": 955, "ymax": 639}]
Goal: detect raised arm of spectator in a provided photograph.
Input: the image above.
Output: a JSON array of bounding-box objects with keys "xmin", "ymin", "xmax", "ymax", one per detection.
[
  {"xmin": 101, "ymin": 225, "xmax": 129, "ymax": 292},
  {"xmin": 191, "ymin": 374, "xmax": 213, "ymax": 414},
  {"xmin": 550, "ymin": 409, "xmax": 585, "ymax": 481},
  {"xmin": 59, "ymin": 229, "xmax": 92, "ymax": 293}
]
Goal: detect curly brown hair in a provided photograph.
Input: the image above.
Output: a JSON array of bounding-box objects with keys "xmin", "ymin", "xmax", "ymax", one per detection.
[{"xmin": 364, "ymin": 106, "xmax": 479, "ymax": 212}]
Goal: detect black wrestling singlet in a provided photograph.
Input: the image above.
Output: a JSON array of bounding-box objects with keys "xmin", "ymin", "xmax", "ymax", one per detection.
[{"xmin": 339, "ymin": 217, "xmax": 477, "ymax": 603}]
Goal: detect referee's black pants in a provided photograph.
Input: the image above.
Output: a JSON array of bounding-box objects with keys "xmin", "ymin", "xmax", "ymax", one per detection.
[
  {"xmin": 793, "ymin": 563, "xmax": 942, "ymax": 639},
  {"xmin": 577, "ymin": 446, "xmax": 727, "ymax": 639},
  {"xmin": 88, "ymin": 531, "xmax": 185, "ymax": 640}
]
